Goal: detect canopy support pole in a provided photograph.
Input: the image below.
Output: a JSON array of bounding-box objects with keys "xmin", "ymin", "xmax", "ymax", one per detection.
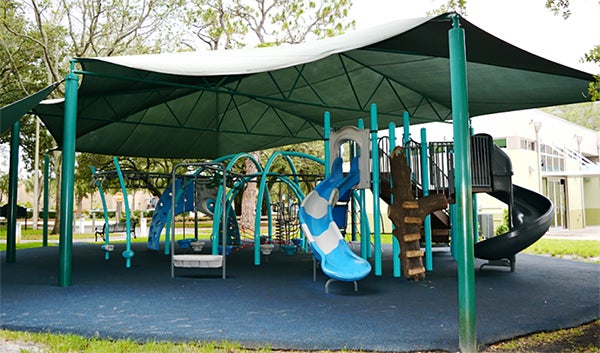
[
  {"xmin": 421, "ymin": 128, "xmax": 433, "ymax": 271},
  {"xmin": 357, "ymin": 119, "xmax": 370, "ymax": 260},
  {"xmin": 370, "ymin": 103, "xmax": 382, "ymax": 276},
  {"xmin": 389, "ymin": 122, "xmax": 401, "ymax": 277},
  {"xmin": 6, "ymin": 119, "xmax": 20, "ymax": 264},
  {"xmin": 43, "ymin": 153, "xmax": 50, "ymax": 247},
  {"xmin": 449, "ymin": 15, "xmax": 476, "ymax": 353},
  {"xmin": 58, "ymin": 64, "xmax": 79, "ymax": 287}
]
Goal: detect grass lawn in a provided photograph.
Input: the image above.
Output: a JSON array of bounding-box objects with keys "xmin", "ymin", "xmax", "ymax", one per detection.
[
  {"xmin": 523, "ymin": 238, "xmax": 600, "ymax": 263},
  {"xmin": 1, "ymin": 320, "xmax": 598, "ymax": 353}
]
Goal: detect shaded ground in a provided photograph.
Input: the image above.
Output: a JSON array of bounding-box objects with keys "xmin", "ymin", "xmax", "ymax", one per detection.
[{"xmin": 1, "ymin": 240, "xmax": 599, "ymax": 352}]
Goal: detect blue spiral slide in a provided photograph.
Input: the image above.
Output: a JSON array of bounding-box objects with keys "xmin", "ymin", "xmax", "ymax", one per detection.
[{"xmin": 299, "ymin": 157, "xmax": 372, "ymax": 282}]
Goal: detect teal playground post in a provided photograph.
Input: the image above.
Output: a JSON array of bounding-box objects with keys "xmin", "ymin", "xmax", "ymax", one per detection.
[
  {"xmin": 421, "ymin": 128, "xmax": 433, "ymax": 271},
  {"xmin": 113, "ymin": 157, "xmax": 135, "ymax": 268},
  {"xmin": 449, "ymin": 14, "xmax": 477, "ymax": 353},
  {"xmin": 389, "ymin": 122, "xmax": 401, "ymax": 277},
  {"xmin": 58, "ymin": 64, "xmax": 78, "ymax": 287},
  {"xmin": 90, "ymin": 166, "xmax": 111, "ymax": 260},
  {"xmin": 402, "ymin": 111, "xmax": 410, "ymax": 146},
  {"xmin": 357, "ymin": 119, "xmax": 370, "ymax": 260},
  {"xmin": 370, "ymin": 103, "xmax": 382, "ymax": 276},
  {"xmin": 324, "ymin": 111, "xmax": 331, "ymax": 177},
  {"xmin": 403, "ymin": 111, "xmax": 411, "ymax": 166}
]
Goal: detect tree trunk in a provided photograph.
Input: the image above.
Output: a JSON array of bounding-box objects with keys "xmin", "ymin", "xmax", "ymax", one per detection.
[
  {"xmin": 240, "ymin": 151, "xmax": 261, "ymax": 232},
  {"xmin": 387, "ymin": 146, "xmax": 448, "ymax": 280},
  {"xmin": 76, "ymin": 194, "xmax": 83, "ymax": 218}
]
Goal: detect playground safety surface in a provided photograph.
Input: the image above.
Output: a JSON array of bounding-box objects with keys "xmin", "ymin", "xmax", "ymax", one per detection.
[{"xmin": 1, "ymin": 241, "xmax": 598, "ymax": 352}]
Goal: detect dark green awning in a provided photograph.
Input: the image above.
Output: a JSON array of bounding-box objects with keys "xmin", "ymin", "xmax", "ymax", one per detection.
[
  {"xmin": 1, "ymin": 83, "xmax": 60, "ymax": 135},
  {"xmin": 32, "ymin": 14, "xmax": 594, "ymax": 159}
]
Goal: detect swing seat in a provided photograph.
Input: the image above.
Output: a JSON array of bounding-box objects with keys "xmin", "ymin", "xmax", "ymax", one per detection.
[{"xmin": 172, "ymin": 254, "xmax": 223, "ymax": 268}]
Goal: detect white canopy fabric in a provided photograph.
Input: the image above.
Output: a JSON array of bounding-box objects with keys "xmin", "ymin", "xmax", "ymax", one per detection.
[
  {"xmin": 96, "ymin": 17, "xmax": 431, "ymax": 76},
  {"xmin": 33, "ymin": 13, "xmax": 594, "ymax": 159}
]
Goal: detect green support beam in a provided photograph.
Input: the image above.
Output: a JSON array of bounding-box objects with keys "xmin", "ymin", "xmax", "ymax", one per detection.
[
  {"xmin": 449, "ymin": 15, "xmax": 476, "ymax": 353},
  {"xmin": 370, "ymin": 103, "xmax": 382, "ymax": 276},
  {"xmin": 58, "ymin": 67, "xmax": 79, "ymax": 287},
  {"xmin": 6, "ymin": 119, "xmax": 20, "ymax": 264},
  {"xmin": 43, "ymin": 153, "xmax": 50, "ymax": 247}
]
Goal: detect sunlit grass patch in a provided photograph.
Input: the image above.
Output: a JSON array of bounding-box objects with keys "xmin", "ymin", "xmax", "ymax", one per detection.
[{"xmin": 524, "ymin": 238, "xmax": 600, "ymax": 263}]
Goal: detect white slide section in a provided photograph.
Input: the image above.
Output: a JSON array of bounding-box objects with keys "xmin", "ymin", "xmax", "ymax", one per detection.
[{"xmin": 298, "ymin": 157, "xmax": 371, "ymax": 282}]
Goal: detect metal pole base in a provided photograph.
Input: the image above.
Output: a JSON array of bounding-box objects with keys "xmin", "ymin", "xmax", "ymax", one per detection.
[{"xmin": 325, "ymin": 278, "xmax": 358, "ymax": 294}]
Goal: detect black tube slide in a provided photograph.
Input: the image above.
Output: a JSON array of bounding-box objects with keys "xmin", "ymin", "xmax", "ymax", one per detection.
[
  {"xmin": 474, "ymin": 143, "xmax": 554, "ymax": 261},
  {"xmin": 474, "ymin": 184, "xmax": 553, "ymax": 260}
]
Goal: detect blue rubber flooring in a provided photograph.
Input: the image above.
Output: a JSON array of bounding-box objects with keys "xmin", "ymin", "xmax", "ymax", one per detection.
[{"xmin": 1, "ymin": 241, "xmax": 599, "ymax": 352}]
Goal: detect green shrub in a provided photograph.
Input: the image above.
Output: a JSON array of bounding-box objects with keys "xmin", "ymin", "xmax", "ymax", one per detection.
[{"xmin": 495, "ymin": 209, "xmax": 510, "ymax": 235}]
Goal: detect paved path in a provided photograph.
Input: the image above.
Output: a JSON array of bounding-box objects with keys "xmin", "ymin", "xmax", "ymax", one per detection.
[{"xmin": 544, "ymin": 225, "xmax": 600, "ymax": 240}]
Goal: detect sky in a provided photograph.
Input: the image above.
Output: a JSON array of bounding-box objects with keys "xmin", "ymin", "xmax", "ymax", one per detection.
[
  {"xmin": 2, "ymin": 0, "xmax": 599, "ymax": 175},
  {"xmin": 350, "ymin": 0, "xmax": 600, "ymax": 74}
]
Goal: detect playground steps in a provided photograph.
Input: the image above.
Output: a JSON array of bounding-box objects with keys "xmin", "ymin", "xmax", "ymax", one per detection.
[
  {"xmin": 387, "ymin": 147, "xmax": 448, "ymax": 281},
  {"xmin": 398, "ymin": 204, "xmax": 427, "ymax": 280},
  {"xmin": 403, "ymin": 232, "xmax": 421, "ymax": 242}
]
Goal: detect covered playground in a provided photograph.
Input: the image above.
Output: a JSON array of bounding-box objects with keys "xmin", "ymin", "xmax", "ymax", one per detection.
[{"xmin": 2, "ymin": 12, "xmax": 598, "ymax": 352}]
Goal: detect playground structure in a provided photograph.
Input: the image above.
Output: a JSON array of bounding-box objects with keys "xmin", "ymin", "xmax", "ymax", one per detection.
[
  {"xmin": 298, "ymin": 105, "xmax": 554, "ymax": 283},
  {"xmin": 299, "ymin": 124, "xmax": 373, "ymax": 290},
  {"xmin": 146, "ymin": 171, "xmax": 242, "ymax": 254},
  {"xmin": 86, "ymin": 103, "xmax": 554, "ymax": 287},
  {"xmin": 142, "ymin": 150, "xmax": 323, "ymax": 263},
  {"xmin": 384, "ymin": 130, "xmax": 554, "ymax": 274},
  {"xmin": 270, "ymin": 201, "xmax": 300, "ymax": 247},
  {"xmin": 90, "ymin": 157, "xmax": 139, "ymax": 267}
]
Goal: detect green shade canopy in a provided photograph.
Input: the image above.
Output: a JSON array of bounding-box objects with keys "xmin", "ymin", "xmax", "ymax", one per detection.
[
  {"xmin": 33, "ymin": 13, "xmax": 593, "ymax": 159},
  {"xmin": 1, "ymin": 83, "xmax": 60, "ymax": 135}
]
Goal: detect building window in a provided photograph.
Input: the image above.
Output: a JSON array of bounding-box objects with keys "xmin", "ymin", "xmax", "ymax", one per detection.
[
  {"xmin": 520, "ymin": 138, "xmax": 536, "ymax": 151},
  {"xmin": 540, "ymin": 144, "xmax": 564, "ymax": 172},
  {"xmin": 493, "ymin": 138, "xmax": 507, "ymax": 148}
]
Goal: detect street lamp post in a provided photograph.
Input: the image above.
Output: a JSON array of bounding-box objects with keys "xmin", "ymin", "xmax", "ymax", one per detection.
[
  {"xmin": 575, "ymin": 135, "xmax": 586, "ymax": 228},
  {"xmin": 533, "ymin": 122, "xmax": 542, "ymax": 193}
]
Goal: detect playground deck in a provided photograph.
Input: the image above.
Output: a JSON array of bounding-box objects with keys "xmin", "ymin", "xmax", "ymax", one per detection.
[{"xmin": 1, "ymin": 241, "xmax": 598, "ymax": 352}]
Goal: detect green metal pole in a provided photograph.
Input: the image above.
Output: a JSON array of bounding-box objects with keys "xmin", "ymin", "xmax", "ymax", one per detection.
[
  {"xmin": 421, "ymin": 128, "xmax": 433, "ymax": 271},
  {"xmin": 389, "ymin": 122, "xmax": 401, "ymax": 277},
  {"xmin": 449, "ymin": 15, "xmax": 476, "ymax": 353},
  {"xmin": 402, "ymin": 111, "xmax": 411, "ymax": 167},
  {"xmin": 324, "ymin": 111, "xmax": 331, "ymax": 177},
  {"xmin": 91, "ymin": 166, "xmax": 111, "ymax": 260},
  {"xmin": 357, "ymin": 119, "xmax": 369, "ymax": 260},
  {"xmin": 402, "ymin": 111, "xmax": 410, "ymax": 146},
  {"xmin": 370, "ymin": 103, "xmax": 382, "ymax": 276},
  {"xmin": 43, "ymin": 153, "xmax": 49, "ymax": 247},
  {"xmin": 58, "ymin": 64, "xmax": 79, "ymax": 287},
  {"xmin": 6, "ymin": 119, "xmax": 20, "ymax": 264},
  {"xmin": 114, "ymin": 157, "xmax": 134, "ymax": 268}
]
